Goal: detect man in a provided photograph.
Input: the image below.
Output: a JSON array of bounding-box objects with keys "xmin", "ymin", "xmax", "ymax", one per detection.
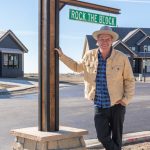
[{"xmin": 55, "ymin": 26, "xmax": 135, "ymax": 150}]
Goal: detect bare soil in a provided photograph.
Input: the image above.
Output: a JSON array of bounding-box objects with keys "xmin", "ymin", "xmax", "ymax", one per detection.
[{"xmin": 0, "ymin": 84, "xmax": 19, "ymax": 89}]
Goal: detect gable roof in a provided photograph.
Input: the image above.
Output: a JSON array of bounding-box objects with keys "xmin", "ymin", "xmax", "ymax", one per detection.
[
  {"xmin": 84, "ymin": 27, "xmax": 150, "ymax": 59},
  {"xmin": 122, "ymin": 28, "xmax": 147, "ymax": 42},
  {"xmin": 112, "ymin": 27, "xmax": 150, "ymax": 40},
  {"xmin": 112, "ymin": 40, "xmax": 138, "ymax": 57},
  {"xmin": 85, "ymin": 35, "xmax": 98, "ymax": 50},
  {"xmin": 137, "ymin": 35, "xmax": 150, "ymax": 45},
  {"xmin": 0, "ymin": 30, "xmax": 28, "ymax": 53}
]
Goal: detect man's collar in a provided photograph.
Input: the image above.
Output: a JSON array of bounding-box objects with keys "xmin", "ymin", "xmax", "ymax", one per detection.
[{"xmin": 98, "ymin": 46, "xmax": 113, "ymax": 60}]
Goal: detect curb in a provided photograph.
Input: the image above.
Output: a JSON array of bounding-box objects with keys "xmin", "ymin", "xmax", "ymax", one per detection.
[
  {"xmin": 0, "ymin": 86, "xmax": 38, "ymax": 96},
  {"xmin": 0, "ymin": 83, "xmax": 75, "ymax": 96},
  {"xmin": 85, "ymin": 131, "xmax": 150, "ymax": 149}
]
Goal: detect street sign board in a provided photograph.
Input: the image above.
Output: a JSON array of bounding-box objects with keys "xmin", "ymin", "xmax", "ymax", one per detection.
[{"xmin": 69, "ymin": 9, "xmax": 117, "ymax": 26}]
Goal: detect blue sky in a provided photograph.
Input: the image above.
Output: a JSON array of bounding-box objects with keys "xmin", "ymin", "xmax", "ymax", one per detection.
[{"xmin": 0, "ymin": 0, "xmax": 150, "ymax": 73}]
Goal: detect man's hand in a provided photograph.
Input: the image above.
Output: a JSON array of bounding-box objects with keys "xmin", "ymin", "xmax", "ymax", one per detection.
[
  {"xmin": 55, "ymin": 48, "xmax": 63, "ymax": 57},
  {"xmin": 116, "ymin": 100, "xmax": 126, "ymax": 106}
]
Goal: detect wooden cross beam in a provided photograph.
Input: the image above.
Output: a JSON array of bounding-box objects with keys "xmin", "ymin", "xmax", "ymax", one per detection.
[
  {"xmin": 39, "ymin": 0, "xmax": 120, "ymax": 132},
  {"xmin": 59, "ymin": 0, "xmax": 120, "ymax": 14}
]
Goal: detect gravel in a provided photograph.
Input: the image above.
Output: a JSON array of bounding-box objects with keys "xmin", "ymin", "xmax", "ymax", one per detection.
[{"xmin": 123, "ymin": 142, "xmax": 150, "ymax": 150}]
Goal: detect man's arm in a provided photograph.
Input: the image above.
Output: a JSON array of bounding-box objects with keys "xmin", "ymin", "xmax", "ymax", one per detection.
[{"xmin": 55, "ymin": 48, "xmax": 84, "ymax": 73}]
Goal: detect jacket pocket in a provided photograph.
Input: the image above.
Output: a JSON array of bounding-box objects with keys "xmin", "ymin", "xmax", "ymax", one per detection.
[
  {"xmin": 85, "ymin": 62, "xmax": 96, "ymax": 74},
  {"xmin": 111, "ymin": 65, "xmax": 123, "ymax": 79}
]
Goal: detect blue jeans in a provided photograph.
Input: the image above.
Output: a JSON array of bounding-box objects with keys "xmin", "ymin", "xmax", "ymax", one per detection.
[{"xmin": 94, "ymin": 104, "xmax": 126, "ymax": 150}]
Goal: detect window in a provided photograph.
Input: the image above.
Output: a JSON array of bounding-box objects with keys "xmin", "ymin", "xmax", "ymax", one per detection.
[
  {"xmin": 148, "ymin": 45, "xmax": 150, "ymax": 52},
  {"xmin": 3, "ymin": 53, "xmax": 19, "ymax": 68},
  {"xmin": 144, "ymin": 45, "xmax": 148, "ymax": 52},
  {"xmin": 3, "ymin": 54, "xmax": 8, "ymax": 67},
  {"xmin": 143, "ymin": 45, "xmax": 150, "ymax": 52},
  {"xmin": 129, "ymin": 47, "xmax": 136, "ymax": 51}
]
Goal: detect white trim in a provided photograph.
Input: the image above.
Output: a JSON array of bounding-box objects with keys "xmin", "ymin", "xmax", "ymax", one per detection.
[
  {"xmin": 122, "ymin": 28, "xmax": 147, "ymax": 43},
  {"xmin": 113, "ymin": 40, "xmax": 138, "ymax": 56},
  {"xmin": 0, "ymin": 48, "xmax": 23, "ymax": 54},
  {"xmin": 0, "ymin": 30, "xmax": 28, "ymax": 53},
  {"xmin": 139, "ymin": 52, "xmax": 150, "ymax": 53},
  {"xmin": 22, "ymin": 54, "xmax": 24, "ymax": 72},
  {"xmin": 137, "ymin": 36, "xmax": 150, "ymax": 45}
]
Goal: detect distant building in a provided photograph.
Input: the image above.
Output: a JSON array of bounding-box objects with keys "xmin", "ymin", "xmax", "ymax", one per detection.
[
  {"xmin": 82, "ymin": 27, "xmax": 150, "ymax": 74},
  {"xmin": 0, "ymin": 30, "xmax": 28, "ymax": 78}
]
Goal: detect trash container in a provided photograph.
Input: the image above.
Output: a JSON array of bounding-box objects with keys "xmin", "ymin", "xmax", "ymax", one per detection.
[{"xmin": 139, "ymin": 74, "xmax": 142, "ymax": 81}]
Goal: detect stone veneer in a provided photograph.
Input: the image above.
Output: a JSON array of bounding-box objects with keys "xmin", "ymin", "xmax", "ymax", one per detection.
[{"xmin": 10, "ymin": 126, "xmax": 88, "ymax": 150}]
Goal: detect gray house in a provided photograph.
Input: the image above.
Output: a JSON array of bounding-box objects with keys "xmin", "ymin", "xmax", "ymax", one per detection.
[
  {"xmin": 82, "ymin": 27, "xmax": 150, "ymax": 74},
  {"xmin": 0, "ymin": 30, "xmax": 28, "ymax": 78}
]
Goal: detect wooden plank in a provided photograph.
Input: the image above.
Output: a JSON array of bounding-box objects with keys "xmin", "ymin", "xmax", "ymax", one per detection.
[
  {"xmin": 60, "ymin": 0, "xmax": 120, "ymax": 14},
  {"xmin": 59, "ymin": 2, "xmax": 65, "ymax": 10},
  {"xmin": 55, "ymin": 0, "xmax": 60, "ymax": 131},
  {"xmin": 49, "ymin": 0, "xmax": 56, "ymax": 131},
  {"xmin": 39, "ymin": 0, "xmax": 59, "ymax": 132}
]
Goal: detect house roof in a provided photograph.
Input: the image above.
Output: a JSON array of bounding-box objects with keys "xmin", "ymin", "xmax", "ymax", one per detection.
[
  {"xmin": 0, "ymin": 30, "xmax": 28, "ymax": 53},
  {"xmin": 86, "ymin": 35, "xmax": 98, "ymax": 50},
  {"xmin": 122, "ymin": 28, "xmax": 147, "ymax": 42},
  {"xmin": 112, "ymin": 27, "xmax": 150, "ymax": 40},
  {"xmin": 137, "ymin": 35, "xmax": 150, "ymax": 45},
  {"xmin": 84, "ymin": 27, "xmax": 150, "ymax": 59},
  {"xmin": 112, "ymin": 40, "xmax": 138, "ymax": 57}
]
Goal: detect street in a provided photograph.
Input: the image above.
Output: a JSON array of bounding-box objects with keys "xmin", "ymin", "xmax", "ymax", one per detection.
[{"xmin": 0, "ymin": 82, "xmax": 150, "ymax": 149}]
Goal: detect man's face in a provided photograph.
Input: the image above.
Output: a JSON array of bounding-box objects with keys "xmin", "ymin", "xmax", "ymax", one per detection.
[{"xmin": 97, "ymin": 34, "xmax": 113, "ymax": 50}]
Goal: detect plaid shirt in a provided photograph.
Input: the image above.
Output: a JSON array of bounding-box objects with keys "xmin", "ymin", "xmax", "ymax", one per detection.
[{"xmin": 94, "ymin": 50, "xmax": 111, "ymax": 108}]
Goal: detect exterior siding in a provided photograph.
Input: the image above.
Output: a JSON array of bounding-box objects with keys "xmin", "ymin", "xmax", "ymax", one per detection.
[
  {"xmin": 125, "ymin": 32, "xmax": 145, "ymax": 52},
  {"xmin": 114, "ymin": 44, "xmax": 133, "ymax": 57},
  {"xmin": 139, "ymin": 38, "xmax": 150, "ymax": 52},
  {"xmin": 114, "ymin": 44, "xmax": 134, "ymax": 67},
  {"xmin": 0, "ymin": 34, "xmax": 23, "ymax": 50}
]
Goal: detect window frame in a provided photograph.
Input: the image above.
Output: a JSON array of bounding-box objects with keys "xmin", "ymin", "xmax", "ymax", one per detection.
[{"xmin": 3, "ymin": 53, "xmax": 19, "ymax": 69}]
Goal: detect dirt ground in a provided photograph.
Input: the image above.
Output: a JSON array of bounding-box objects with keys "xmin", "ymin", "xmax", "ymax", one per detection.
[
  {"xmin": 0, "ymin": 84, "xmax": 18, "ymax": 89},
  {"xmin": 123, "ymin": 142, "xmax": 150, "ymax": 150},
  {"xmin": 59, "ymin": 73, "xmax": 84, "ymax": 83},
  {"xmin": 89, "ymin": 142, "xmax": 150, "ymax": 150}
]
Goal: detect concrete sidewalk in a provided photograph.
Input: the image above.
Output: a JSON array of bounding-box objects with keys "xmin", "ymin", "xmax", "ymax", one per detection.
[
  {"xmin": 0, "ymin": 78, "xmax": 38, "ymax": 95},
  {"xmin": 0, "ymin": 78, "xmax": 76, "ymax": 95},
  {"xmin": 86, "ymin": 131, "xmax": 150, "ymax": 149}
]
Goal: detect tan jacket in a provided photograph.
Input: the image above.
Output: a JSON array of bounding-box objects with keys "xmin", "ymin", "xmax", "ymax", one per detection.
[{"xmin": 60, "ymin": 48, "xmax": 135, "ymax": 106}]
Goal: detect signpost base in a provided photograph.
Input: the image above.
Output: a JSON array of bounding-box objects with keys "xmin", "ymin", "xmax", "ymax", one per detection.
[{"xmin": 10, "ymin": 126, "xmax": 88, "ymax": 150}]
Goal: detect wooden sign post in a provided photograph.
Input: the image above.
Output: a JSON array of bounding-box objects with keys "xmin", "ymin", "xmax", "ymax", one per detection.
[
  {"xmin": 38, "ymin": 0, "xmax": 120, "ymax": 132},
  {"xmin": 39, "ymin": 0, "xmax": 59, "ymax": 131},
  {"xmin": 10, "ymin": 1, "xmax": 121, "ymax": 149}
]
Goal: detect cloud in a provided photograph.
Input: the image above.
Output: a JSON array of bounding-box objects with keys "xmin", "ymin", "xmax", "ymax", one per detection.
[{"xmin": 104, "ymin": 0, "xmax": 150, "ymax": 3}]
